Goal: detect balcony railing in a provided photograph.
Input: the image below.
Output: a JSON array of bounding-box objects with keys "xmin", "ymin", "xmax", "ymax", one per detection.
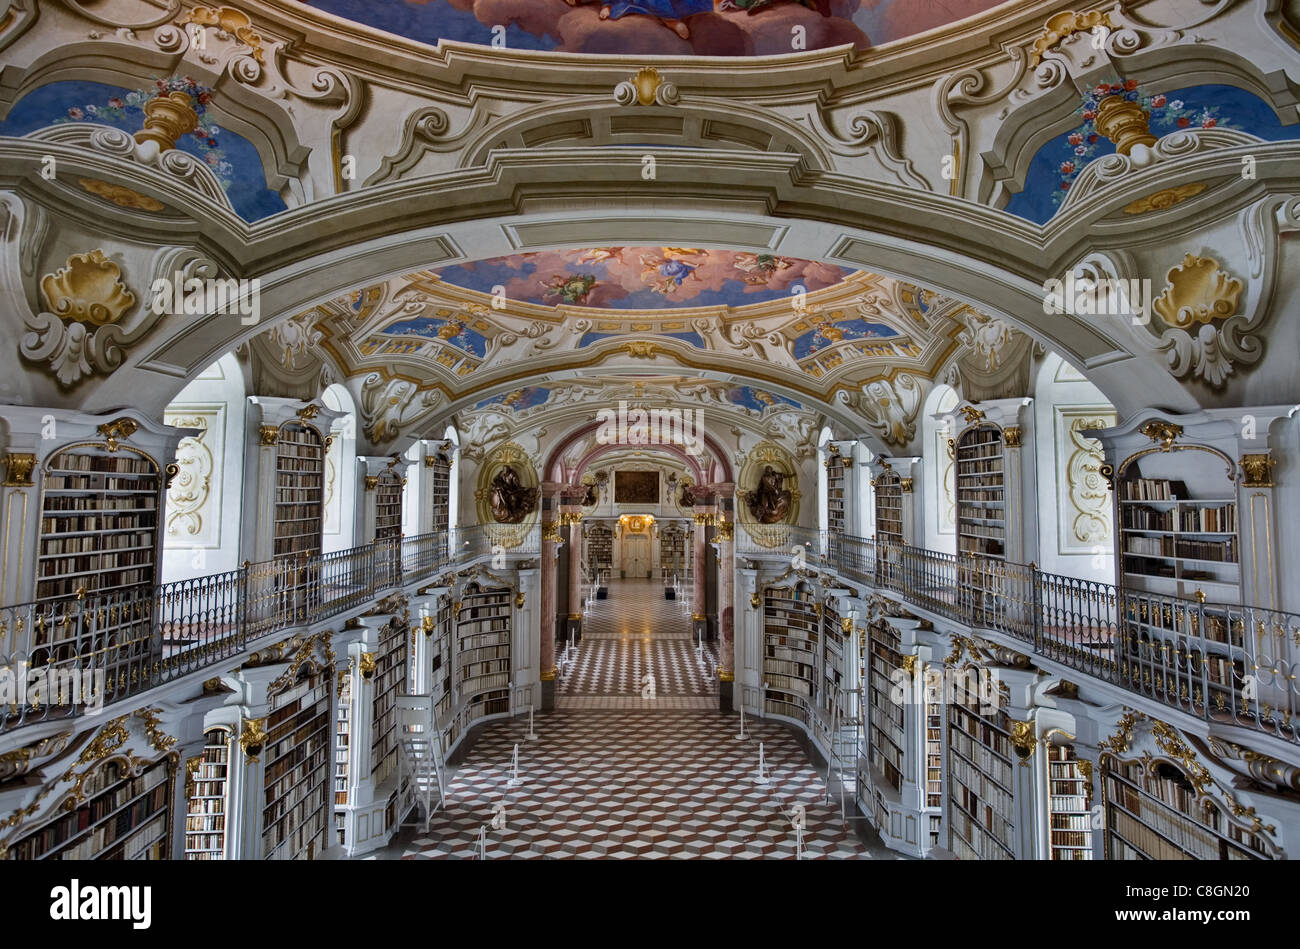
[
  {"xmin": 0, "ymin": 530, "xmax": 459, "ymax": 735},
  {"xmin": 827, "ymin": 534, "xmax": 1299, "ymax": 747},
  {"xmin": 3, "ymin": 526, "xmax": 1294, "ymax": 748}
]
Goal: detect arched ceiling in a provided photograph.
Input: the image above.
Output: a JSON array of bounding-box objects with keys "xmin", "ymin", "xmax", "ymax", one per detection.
[
  {"xmin": 300, "ymin": 0, "xmax": 1010, "ymax": 56},
  {"xmin": 242, "ymin": 252, "xmax": 1043, "ymax": 457}
]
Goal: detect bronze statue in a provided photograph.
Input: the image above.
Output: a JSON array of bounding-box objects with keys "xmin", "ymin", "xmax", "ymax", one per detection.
[
  {"xmin": 746, "ymin": 465, "xmax": 792, "ymax": 524},
  {"xmin": 489, "ymin": 465, "xmax": 537, "ymax": 523},
  {"xmin": 582, "ymin": 482, "xmax": 599, "ymax": 507},
  {"xmin": 679, "ymin": 481, "xmax": 697, "ymax": 508}
]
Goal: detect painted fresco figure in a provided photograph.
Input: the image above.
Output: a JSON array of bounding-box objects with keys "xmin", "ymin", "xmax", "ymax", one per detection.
[
  {"xmin": 566, "ymin": 0, "xmax": 713, "ymax": 39},
  {"xmin": 719, "ymin": 0, "xmax": 831, "ymax": 12}
]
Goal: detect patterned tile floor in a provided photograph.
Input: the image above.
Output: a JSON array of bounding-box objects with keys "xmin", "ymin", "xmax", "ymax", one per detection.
[
  {"xmin": 558, "ymin": 578, "xmax": 718, "ymax": 708},
  {"xmin": 382, "ymin": 710, "xmax": 898, "ymax": 860}
]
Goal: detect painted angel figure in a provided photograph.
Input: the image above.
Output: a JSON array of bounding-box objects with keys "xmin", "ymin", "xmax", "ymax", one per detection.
[
  {"xmin": 542, "ymin": 273, "xmax": 597, "ymax": 305},
  {"xmin": 565, "ymin": 0, "xmax": 714, "ymax": 39},
  {"xmin": 719, "ymin": 0, "xmax": 831, "ymax": 12},
  {"xmin": 639, "ymin": 249, "xmax": 700, "ymax": 296}
]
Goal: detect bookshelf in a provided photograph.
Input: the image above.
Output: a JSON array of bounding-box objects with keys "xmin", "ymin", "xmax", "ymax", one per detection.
[
  {"xmin": 262, "ymin": 665, "xmax": 332, "ymax": 860},
  {"xmin": 826, "ymin": 452, "xmax": 848, "ymax": 535},
  {"xmin": 430, "ymin": 595, "xmax": 455, "ymax": 725},
  {"xmin": 925, "ymin": 674, "xmax": 943, "ymax": 810},
  {"xmin": 36, "ymin": 445, "xmax": 160, "ymax": 602},
  {"xmin": 335, "ymin": 670, "xmax": 352, "ymax": 808},
  {"xmin": 762, "ymin": 583, "xmax": 818, "ymax": 726},
  {"xmin": 374, "ymin": 470, "xmax": 404, "ymax": 541},
  {"xmin": 1047, "ymin": 743, "xmax": 1092, "ymax": 860},
  {"xmin": 866, "ymin": 621, "xmax": 905, "ymax": 793},
  {"xmin": 820, "ymin": 602, "xmax": 849, "ymax": 723},
  {"xmin": 372, "ymin": 619, "xmax": 409, "ymax": 787},
  {"xmin": 874, "ymin": 468, "xmax": 903, "ymax": 545},
  {"xmin": 457, "ymin": 584, "xmax": 512, "ymax": 721},
  {"xmin": 185, "ymin": 727, "xmax": 231, "ymax": 860},
  {"xmin": 659, "ymin": 524, "xmax": 687, "ymax": 576},
  {"xmin": 429, "ymin": 453, "xmax": 451, "ymax": 536},
  {"xmin": 5, "ymin": 757, "xmax": 172, "ymax": 860},
  {"xmin": 955, "ymin": 424, "xmax": 1006, "ymax": 561},
  {"xmin": 274, "ymin": 423, "xmax": 325, "ymax": 560},
  {"xmin": 1117, "ymin": 453, "xmax": 1239, "ymax": 601},
  {"xmin": 947, "ymin": 670, "xmax": 1015, "ymax": 860},
  {"xmin": 1102, "ymin": 755, "xmax": 1271, "ymax": 859},
  {"xmin": 587, "ymin": 523, "xmax": 613, "ymax": 575}
]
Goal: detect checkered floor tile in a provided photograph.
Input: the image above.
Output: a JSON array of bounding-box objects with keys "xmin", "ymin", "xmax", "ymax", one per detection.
[
  {"xmin": 382, "ymin": 710, "xmax": 896, "ymax": 860},
  {"xmin": 558, "ymin": 578, "xmax": 718, "ymax": 700}
]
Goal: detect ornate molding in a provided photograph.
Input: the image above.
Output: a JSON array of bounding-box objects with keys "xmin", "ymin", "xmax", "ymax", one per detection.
[
  {"xmin": 97, "ymin": 417, "xmax": 139, "ymax": 450},
  {"xmin": 899, "ymin": 477, "xmax": 914, "ymax": 493},
  {"xmin": 1153, "ymin": 254, "xmax": 1243, "ymax": 329},
  {"xmin": 1138, "ymin": 420, "xmax": 1182, "ymax": 450},
  {"xmin": 134, "ymin": 708, "xmax": 177, "ymax": 753},
  {"xmin": 614, "ymin": 67, "xmax": 679, "ymax": 107},
  {"xmin": 1029, "ymin": 10, "xmax": 1115, "ymax": 67},
  {"xmin": 1239, "ymin": 453, "xmax": 1276, "ymax": 488},
  {"xmin": 1122, "ymin": 183, "xmax": 1208, "ymax": 215},
  {"xmin": 1001, "ymin": 425, "xmax": 1022, "ymax": 448},
  {"xmin": 2, "ymin": 452, "xmax": 36, "ymax": 487},
  {"xmin": 239, "ymin": 718, "xmax": 267, "ymax": 761},
  {"xmin": 258, "ymin": 424, "xmax": 280, "ymax": 446},
  {"xmin": 177, "ymin": 5, "xmax": 267, "ymax": 63}
]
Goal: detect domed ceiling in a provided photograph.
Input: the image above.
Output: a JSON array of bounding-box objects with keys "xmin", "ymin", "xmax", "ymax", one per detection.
[{"xmin": 300, "ymin": 0, "xmax": 1009, "ymax": 56}]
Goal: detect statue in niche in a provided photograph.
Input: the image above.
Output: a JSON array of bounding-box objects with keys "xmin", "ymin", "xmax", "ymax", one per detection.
[
  {"xmin": 582, "ymin": 482, "xmax": 599, "ymax": 507},
  {"xmin": 746, "ymin": 465, "xmax": 792, "ymax": 524},
  {"xmin": 679, "ymin": 481, "xmax": 698, "ymax": 508},
  {"xmin": 490, "ymin": 466, "xmax": 538, "ymax": 523}
]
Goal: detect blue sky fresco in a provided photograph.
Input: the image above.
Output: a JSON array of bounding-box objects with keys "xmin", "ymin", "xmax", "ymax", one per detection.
[
  {"xmin": 1005, "ymin": 84, "xmax": 1300, "ymax": 225},
  {"xmin": 0, "ymin": 80, "xmax": 286, "ymax": 222}
]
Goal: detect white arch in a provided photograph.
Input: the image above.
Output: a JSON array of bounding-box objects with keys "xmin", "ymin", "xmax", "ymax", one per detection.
[{"xmin": 921, "ymin": 383, "xmax": 960, "ymax": 555}]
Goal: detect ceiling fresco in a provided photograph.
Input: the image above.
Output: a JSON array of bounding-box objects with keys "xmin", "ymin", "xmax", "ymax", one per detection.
[
  {"xmin": 0, "ymin": 79, "xmax": 287, "ymax": 222},
  {"xmin": 430, "ymin": 248, "xmax": 854, "ymax": 310},
  {"xmin": 1004, "ymin": 83, "xmax": 1300, "ymax": 225},
  {"xmin": 301, "ymin": 0, "xmax": 1008, "ymax": 56},
  {"xmin": 248, "ymin": 260, "xmax": 1046, "ymax": 456}
]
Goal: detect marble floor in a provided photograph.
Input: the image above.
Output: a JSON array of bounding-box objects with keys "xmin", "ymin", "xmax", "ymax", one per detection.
[
  {"xmin": 384, "ymin": 710, "xmax": 897, "ymax": 859},
  {"xmin": 557, "ymin": 577, "xmax": 718, "ymax": 710},
  {"xmin": 370, "ymin": 577, "xmax": 898, "ymax": 860}
]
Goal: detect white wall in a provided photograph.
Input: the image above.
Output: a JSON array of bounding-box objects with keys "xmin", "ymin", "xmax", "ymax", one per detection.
[
  {"xmin": 1033, "ymin": 354, "xmax": 1117, "ymax": 582},
  {"xmin": 161, "ymin": 354, "xmax": 246, "ymax": 582}
]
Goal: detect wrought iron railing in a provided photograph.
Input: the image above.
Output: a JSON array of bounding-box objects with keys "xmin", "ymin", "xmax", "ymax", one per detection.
[
  {"xmin": 0, "ymin": 529, "xmax": 464, "ymax": 734},
  {"xmin": 814, "ymin": 533, "xmax": 1299, "ymax": 746}
]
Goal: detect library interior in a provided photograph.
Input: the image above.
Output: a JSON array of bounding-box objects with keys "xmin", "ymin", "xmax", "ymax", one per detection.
[{"xmin": 1, "ymin": 0, "xmax": 1299, "ymax": 866}]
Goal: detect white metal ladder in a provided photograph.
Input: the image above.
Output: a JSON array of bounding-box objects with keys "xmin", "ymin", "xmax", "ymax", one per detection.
[{"xmin": 397, "ymin": 694, "xmax": 447, "ymax": 828}]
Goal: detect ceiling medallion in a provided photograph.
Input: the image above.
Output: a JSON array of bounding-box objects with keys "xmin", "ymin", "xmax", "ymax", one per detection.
[
  {"xmin": 77, "ymin": 178, "xmax": 165, "ymax": 212},
  {"xmin": 1122, "ymin": 183, "xmax": 1208, "ymax": 215},
  {"xmin": 614, "ymin": 68, "xmax": 679, "ymax": 107}
]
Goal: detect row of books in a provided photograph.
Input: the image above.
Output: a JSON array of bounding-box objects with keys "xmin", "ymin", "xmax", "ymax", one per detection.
[
  {"xmin": 47, "ymin": 475, "xmax": 160, "ymax": 493},
  {"xmin": 1121, "ymin": 477, "xmax": 1187, "ymax": 501},
  {"xmin": 765, "ymin": 697, "xmax": 810, "ymax": 725},
  {"xmin": 1124, "ymin": 536, "xmax": 1237, "ymax": 561},
  {"xmin": 957, "ymin": 523, "xmax": 1006, "ymax": 538},
  {"xmin": 49, "ymin": 453, "xmax": 156, "ymax": 474},
  {"xmin": 767, "ymin": 644, "xmax": 816, "ymax": 665},
  {"xmin": 8, "ymin": 765, "xmax": 169, "ymax": 860},
  {"xmin": 1181, "ymin": 505, "xmax": 1237, "ymax": 533},
  {"xmin": 43, "ymin": 496, "xmax": 156, "ymax": 512},
  {"xmin": 764, "ymin": 658, "xmax": 814, "ymax": 679},
  {"xmin": 950, "ymin": 796, "xmax": 1014, "ymax": 858},
  {"xmin": 41, "ymin": 531, "xmax": 154, "ymax": 555},
  {"xmin": 957, "ymin": 439, "xmax": 1003, "ymax": 459},
  {"xmin": 766, "ymin": 673, "xmax": 812, "ymax": 697},
  {"xmin": 956, "ymin": 459, "xmax": 1004, "ymax": 476}
]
